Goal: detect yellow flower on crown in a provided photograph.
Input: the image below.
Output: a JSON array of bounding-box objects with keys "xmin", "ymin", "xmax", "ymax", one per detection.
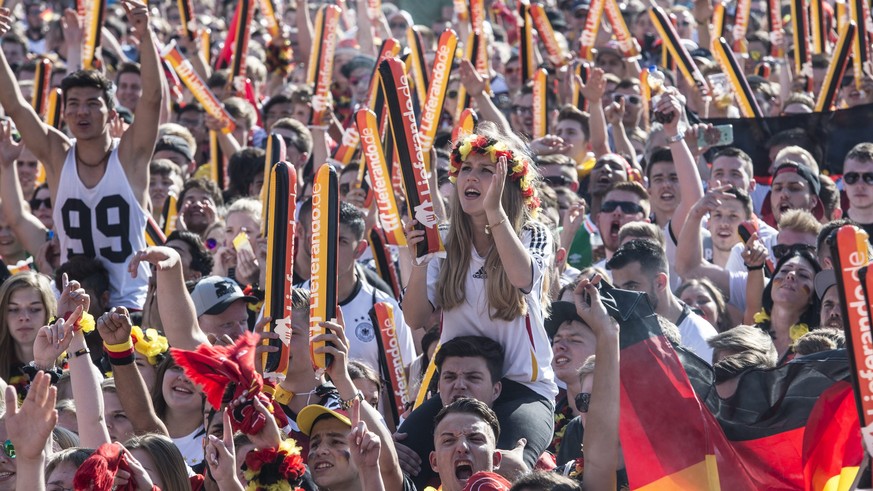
[
  {"xmin": 130, "ymin": 325, "xmax": 169, "ymax": 366},
  {"xmin": 449, "ymin": 133, "xmax": 540, "ymax": 213}
]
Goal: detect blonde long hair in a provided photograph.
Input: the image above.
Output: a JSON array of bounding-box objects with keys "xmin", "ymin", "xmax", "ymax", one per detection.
[{"xmin": 436, "ymin": 123, "xmax": 540, "ymax": 321}]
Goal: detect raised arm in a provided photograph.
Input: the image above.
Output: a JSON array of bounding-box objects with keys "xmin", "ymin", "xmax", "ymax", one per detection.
[
  {"xmin": 296, "ymin": 0, "xmax": 314, "ymax": 61},
  {"xmin": 458, "ymin": 60, "xmax": 511, "ymax": 132},
  {"xmin": 62, "ymin": 9, "xmax": 84, "ymax": 73},
  {"xmin": 5, "ymin": 372, "xmax": 57, "ymax": 491},
  {"xmin": 117, "ymin": 0, "xmax": 163, "ymax": 208},
  {"xmin": 661, "ymin": 93, "xmax": 704, "ymax": 239},
  {"xmin": 674, "ymin": 188, "xmax": 732, "ymax": 294},
  {"xmin": 485, "ymin": 156, "xmax": 536, "ymax": 291},
  {"xmin": 68, "ymin": 319, "xmax": 113, "ymax": 447},
  {"xmin": 0, "ymin": 122, "xmax": 48, "ymax": 257},
  {"xmin": 355, "ymin": 0, "xmax": 377, "ymax": 56},
  {"xmin": 0, "ymin": 9, "xmax": 69, "ymax": 184},
  {"xmin": 575, "ymin": 276, "xmax": 619, "ymax": 491},
  {"xmin": 128, "ymin": 246, "xmax": 209, "ymax": 350},
  {"xmin": 96, "ymin": 306, "xmax": 169, "ymax": 436},
  {"xmin": 578, "ymin": 68, "xmax": 610, "ymax": 157},
  {"xmin": 741, "ymin": 233, "xmax": 768, "ymax": 324},
  {"xmin": 316, "ymin": 317, "xmax": 404, "ymax": 490}
]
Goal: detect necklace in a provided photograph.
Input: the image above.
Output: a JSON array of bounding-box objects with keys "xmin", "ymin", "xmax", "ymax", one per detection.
[{"xmin": 75, "ymin": 145, "xmax": 112, "ymax": 168}]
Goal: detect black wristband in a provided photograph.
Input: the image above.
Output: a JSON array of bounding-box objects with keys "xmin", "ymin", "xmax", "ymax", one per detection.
[{"xmin": 745, "ymin": 263, "xmax": 764, "ymax": 271}]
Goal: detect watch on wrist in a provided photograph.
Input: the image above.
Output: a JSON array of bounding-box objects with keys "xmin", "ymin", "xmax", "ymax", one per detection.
[
  {"xmin": 667, "ymin": 133, "xmax": 684, "ymax": 143},
  {"xmin": 340, "ymin": 390, "xmax": 364, "ymax": 410}
]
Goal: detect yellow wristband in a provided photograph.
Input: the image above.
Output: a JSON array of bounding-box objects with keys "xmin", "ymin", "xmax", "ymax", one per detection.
[{"xmin": 104, "ymin": 338, "xmax": 134, "ymax": 353}]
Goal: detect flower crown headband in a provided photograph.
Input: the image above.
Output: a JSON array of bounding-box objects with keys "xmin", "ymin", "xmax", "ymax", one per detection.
[
  {"xmin": 450, "ymin": 134, "xmax": 541, "ymax": 214},
  {"xmin": 130, "ymin": 325, "xmax": 169, "ymax": 366}
]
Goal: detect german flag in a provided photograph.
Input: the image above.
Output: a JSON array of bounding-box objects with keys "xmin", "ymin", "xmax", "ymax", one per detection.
[
  {"xmin": 606, "ymin": 281, "xmax": 858, "ymax": 490},
  {"xmin": 608, "ymin": 284, "xmax": 752, "ymax": 490},
  {"xmin": 802, "ymin": 381, "xmax": 861, "ymax": 491}
]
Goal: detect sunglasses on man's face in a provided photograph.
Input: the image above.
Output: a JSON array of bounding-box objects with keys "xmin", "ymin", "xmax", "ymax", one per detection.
[
  {"xmin": 613, "ymin": 94, "xmax": 642, "ymax": 106},
  {"xmin": 772, "ymin": 243, "xmax": 816, "ymax": 260},
  {"xmin": 600, "ymin": 200, "xmax": 644, "ymax": 214},
  {"xmin": 843, "ymin": 172, "xmax": 873, "ymax": 186},
  {"xmin": 575, "ymin": 392, "xmax": 591, "ymax": 413}
]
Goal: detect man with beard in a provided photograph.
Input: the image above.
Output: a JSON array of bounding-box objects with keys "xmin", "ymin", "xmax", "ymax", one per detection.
[
  {"xmin": 608, "ymin": 239, "xmax": 717, "ymax": 361},
  {"xmin": 815, "ymin": 270, "xmax": 843, "ymax": 330}
]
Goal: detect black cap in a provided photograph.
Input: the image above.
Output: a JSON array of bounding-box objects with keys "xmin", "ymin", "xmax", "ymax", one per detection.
[
  {"xmin": 773, "ymin": 162, "xmax": 821, "ymax": 195},
  {"xmin": 545, "ymin": 301, "xmax": 586, "ymax": 339}
]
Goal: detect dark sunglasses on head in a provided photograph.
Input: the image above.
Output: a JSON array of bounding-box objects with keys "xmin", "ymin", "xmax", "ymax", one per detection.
[
  {"xmin": 843, "ymin": 172, "xmax": 873, "ymax": 185},
  {"xmin": 772, "ymin": 243, "xmax": 816, "ymax": 260},
  {"xmin": 575, "ymin": 392, "xmax": 591, "ymax": 413},
  {"xmin": 29, "ymin": 197, "xmax": 51, "ymax": 209},
  {"xmin": 600, "ymin": 200, "xmax": 644, "ymax": 214}
]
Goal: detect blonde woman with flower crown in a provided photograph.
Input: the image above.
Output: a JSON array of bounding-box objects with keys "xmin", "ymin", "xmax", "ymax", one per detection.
[{"xmin": 400, "ymin": 122, "xmax": 557, "ymax": 483}]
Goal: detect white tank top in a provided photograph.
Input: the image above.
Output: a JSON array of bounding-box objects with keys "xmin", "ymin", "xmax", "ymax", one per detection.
[{"xmin": 53, "ymin": 140, "xmax": 150, "ymax": 309}]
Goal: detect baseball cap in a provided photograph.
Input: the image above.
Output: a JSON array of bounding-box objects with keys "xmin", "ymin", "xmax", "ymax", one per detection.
[
  {"xmin": 544, "ymin": 301, "xmax": 586, "ymax": 340},
  {"xmin": 190, "ymin": 276, "xmax": 258, "ymax": 317},
  {"xmin": 814, "ymin": 269, "xmax": 837, "ymax": 300},
  {"xmin": 773, "ymin": 162, "xmax": 821, "ymax": 195},
  {"xmin": 155, "ymin": 134, "xmax": 195, "ymax": 162},
  {"xmin": 297, "ymin": 404, "xmax": 351, "ymax": 436}
]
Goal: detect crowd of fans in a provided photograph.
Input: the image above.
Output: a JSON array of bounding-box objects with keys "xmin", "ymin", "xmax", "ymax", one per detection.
[{"xmin": 0, "ymin": 0, "xmax": 870, "ymax": 489}]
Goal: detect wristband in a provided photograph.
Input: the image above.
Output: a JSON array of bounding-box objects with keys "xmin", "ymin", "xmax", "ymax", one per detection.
[
  {"xmin": 666, "ymin": 132, "xmax": 684, "ymax": 143},
  {"xmin": 340, "ymin": 390, "xmax": 364, "ymax": 410},
  {"xmin": 104, "ymin": 338, "xmax": 135, "ymax": 365},
  {"xmin": 70, "ymin": 348, "xmax": 91, "ymax": 359},
  {"xmin": 745, "ymin": 263, "xmax": 764, "ymax": 271}
]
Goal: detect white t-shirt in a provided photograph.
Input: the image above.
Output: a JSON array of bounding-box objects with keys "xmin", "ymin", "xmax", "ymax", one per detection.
[
  {"xmin": 173, "ymin": 425, "xmax": 206, "ymax": 467},
  {"xmin": 301, "ymin": 273, "xmax": 416, "ymax": 373},
  {"xmin": 677, "ymin": 308, "xmax": 717, "ymax": 363},
  {"xmin": 339, "ymin": 277, "xmax": 416, "ymax": 372},
  {"xmin": 426, "ymin": 222, "xmax": 558, "ymax": 399}
]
